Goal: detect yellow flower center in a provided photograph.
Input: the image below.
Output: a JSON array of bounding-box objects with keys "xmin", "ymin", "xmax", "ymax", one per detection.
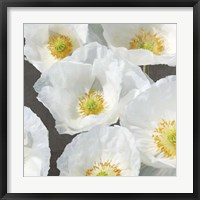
[
  {"xmin": 48, "ymin": 34, "xmax": 73, "ymax": 59},
  {"xmin": 78, "ymin": 90, "xmax": 106, "ymax": 117},
  {"xmin": 129, "ymin": 29, "xmax": 165, "ymax": 55},
  {"xmin": 153, "ymin": 119, "xmax": 176, "ymax": 158},
  {"xmin": 86, "ymin": 161, "xmax": 121, "ymax": 176}
]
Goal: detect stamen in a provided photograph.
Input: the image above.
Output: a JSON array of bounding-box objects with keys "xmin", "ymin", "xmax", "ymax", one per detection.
[
  {"xmin": 86, "ymin": 161, "xmax": 121, "ymax": 176},
  {"xmin": 78, "ymin": 90, "xmax": 106, "ymax": 117},
  {"xmin": 152, "ymin": 119, "xmax": 176, "ymax": 158},
  {"xmin": 129, "ymin": 29, "xmax": 165, "ymax": 55},
  {"xmin": 48, "ymin": 34, "xmax": 73, "ymax": 59}
]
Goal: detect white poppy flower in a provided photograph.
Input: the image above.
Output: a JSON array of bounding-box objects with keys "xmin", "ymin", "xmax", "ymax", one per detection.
[
  {"xmin": 120, "ymin": 76, "xmax": 176, "ymax": 168},
  {"xmin": 102, "ymin": 24, "xmax": 176, "ymax": 66},
  {"xmin": 24, "ymin": 24, "xmax": 88, "ymax": 72},
  {"xmin": 140, "ymin": 164, "xmax": 176, "ymax": 176},
  {"xmin": 24, "ymin": 106, "xmax": 50, "ymax": 176},
  {"xmin": 34, "ymin": 42, "xmax": 152, "ymax": 135},
  {"xmin": 57, "ymin": 125, "xmax": 140, "ymax": 176},
  {"xmin": 66, "ymin": 42, "xmax": 153, "ymax": 109}
]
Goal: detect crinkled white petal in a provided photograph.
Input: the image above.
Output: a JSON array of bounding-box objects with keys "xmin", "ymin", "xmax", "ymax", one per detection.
[
  {"xmin": 120, "ymin": 76, "xmax": 176, "ymax": 168},
  {"xmin": 66, "ymin": 42, "xmax": 152, "ymax": 113},
  {"xmin": 118, "ymin": 57, "xmax": 152, "ymax": 110},
  {"xmin": 24, "ymin": 40, "xmax": 57, "ymax": 72},
  {"xmin": 24, "ymin": 24, "xmax": 49, "ymax": 45},
  {"xmin": 24, "ymin": 24, "xmax": 88, "ymax": 72},
  {"xmin": 102, "ymin": 24, "xmax": 176, "ymax": 66},
  {"xmin": 57, "ymin": 125, "xmax": 141, "ymax": 176},
  {"xmin": 67, "ymin": 42, "xmax": 152, "ymax": 94},
  {"xmin": 34, "ymin": 43, "xmax": 151, "ymax": 135},
  {"xmin": 140, "ymin": 164, "xmax": 176, "ymax": 176},
  {"xmin": 24, "ymin": 106, "xmax": 50, "ymax": 176},
  {"xmin": 113, "ymin": 48, "xmax": 176, "ymax": 66},
  {"xmin": 34, "ymin": 58, "xmax": 121, "ymax": 134},
  {"xmin": 66, "ymin": 42, "xmax": 112, "ymax": 65},
  {"xmin": 48, "ymin": 24, "xmax": 87, "ymax": 50}
]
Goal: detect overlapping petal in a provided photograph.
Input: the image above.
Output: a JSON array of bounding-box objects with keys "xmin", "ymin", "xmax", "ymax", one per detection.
[
  {"xmin": 57, "ymin": 125, "xmax": 141, "ymax": 176},
  {"xmin": 120, "ymin": 76, "xmax": 176, "ymax": 168},
  {"xmin": 24, "ymin": 23, "xmax": 177, "ymax": 177},
  {"xmin": 34, "ymin": 43, "xmax": 151, "ymax": 135},
  {"xmin": 24, "ymin": 106, "xmax": 50, "ymax": 176},
  {"xmin": 24, "ymin": 24, "xmax": 88, "ymax": 72},
  {"xmin": 67, "ymin": 42, "xmax": 153, "ymax": 108},
  {"xmin": 102, "ymin": 24, "xmax": 176, "ymax": 66}
]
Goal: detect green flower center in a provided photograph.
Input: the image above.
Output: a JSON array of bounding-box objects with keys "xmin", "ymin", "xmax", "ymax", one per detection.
[
  {"xmin": 153, "ymin": 119, "xmax": 176, "ymax": 158},
  {"xmin": 138, "ymin": 41, "xmax": 154, "ymax": 52},
  {"xmin": 48, "ymin": 34, "xmax": 73, "ymax": 59},
  {"xmin": 78, "ymin": 90, "xmax": 106, "ymax": 117},
  {"xmin": 86, "ymin": 100, "xmax": 97, "ymax": 111},
  {"xmin": 167, "ymin": 129, "xmax": 176, "ymax": 144},
  {"xmin": 96, "ymin": 171, "xmax": 109, "ymax": 176},
  {"xmin": 54, "ymin": 40, "xmax": 66, "ymax": 52},
  {"xmin": 129, "ymin": 29, "xmax": 165, "ymax": 55},
  {"xmin": 86, "ymin": 161, "xmax": 121, "ymax": 176}
]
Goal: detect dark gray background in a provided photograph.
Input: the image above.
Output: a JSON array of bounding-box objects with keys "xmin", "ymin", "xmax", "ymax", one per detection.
[{"xmin": 24, "ymin": 60, "xmax": 176, "ymax": 176}]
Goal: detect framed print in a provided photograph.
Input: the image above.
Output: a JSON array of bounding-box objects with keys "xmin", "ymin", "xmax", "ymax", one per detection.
[{"xmin": 0, "ymin": 0, "xmax": 199, "ymax": 199}]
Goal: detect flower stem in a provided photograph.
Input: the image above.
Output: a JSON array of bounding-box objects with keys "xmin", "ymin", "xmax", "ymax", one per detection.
[{"xmin": 143, "ymin": 65, "xmax": 149, "ymax": 75}]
